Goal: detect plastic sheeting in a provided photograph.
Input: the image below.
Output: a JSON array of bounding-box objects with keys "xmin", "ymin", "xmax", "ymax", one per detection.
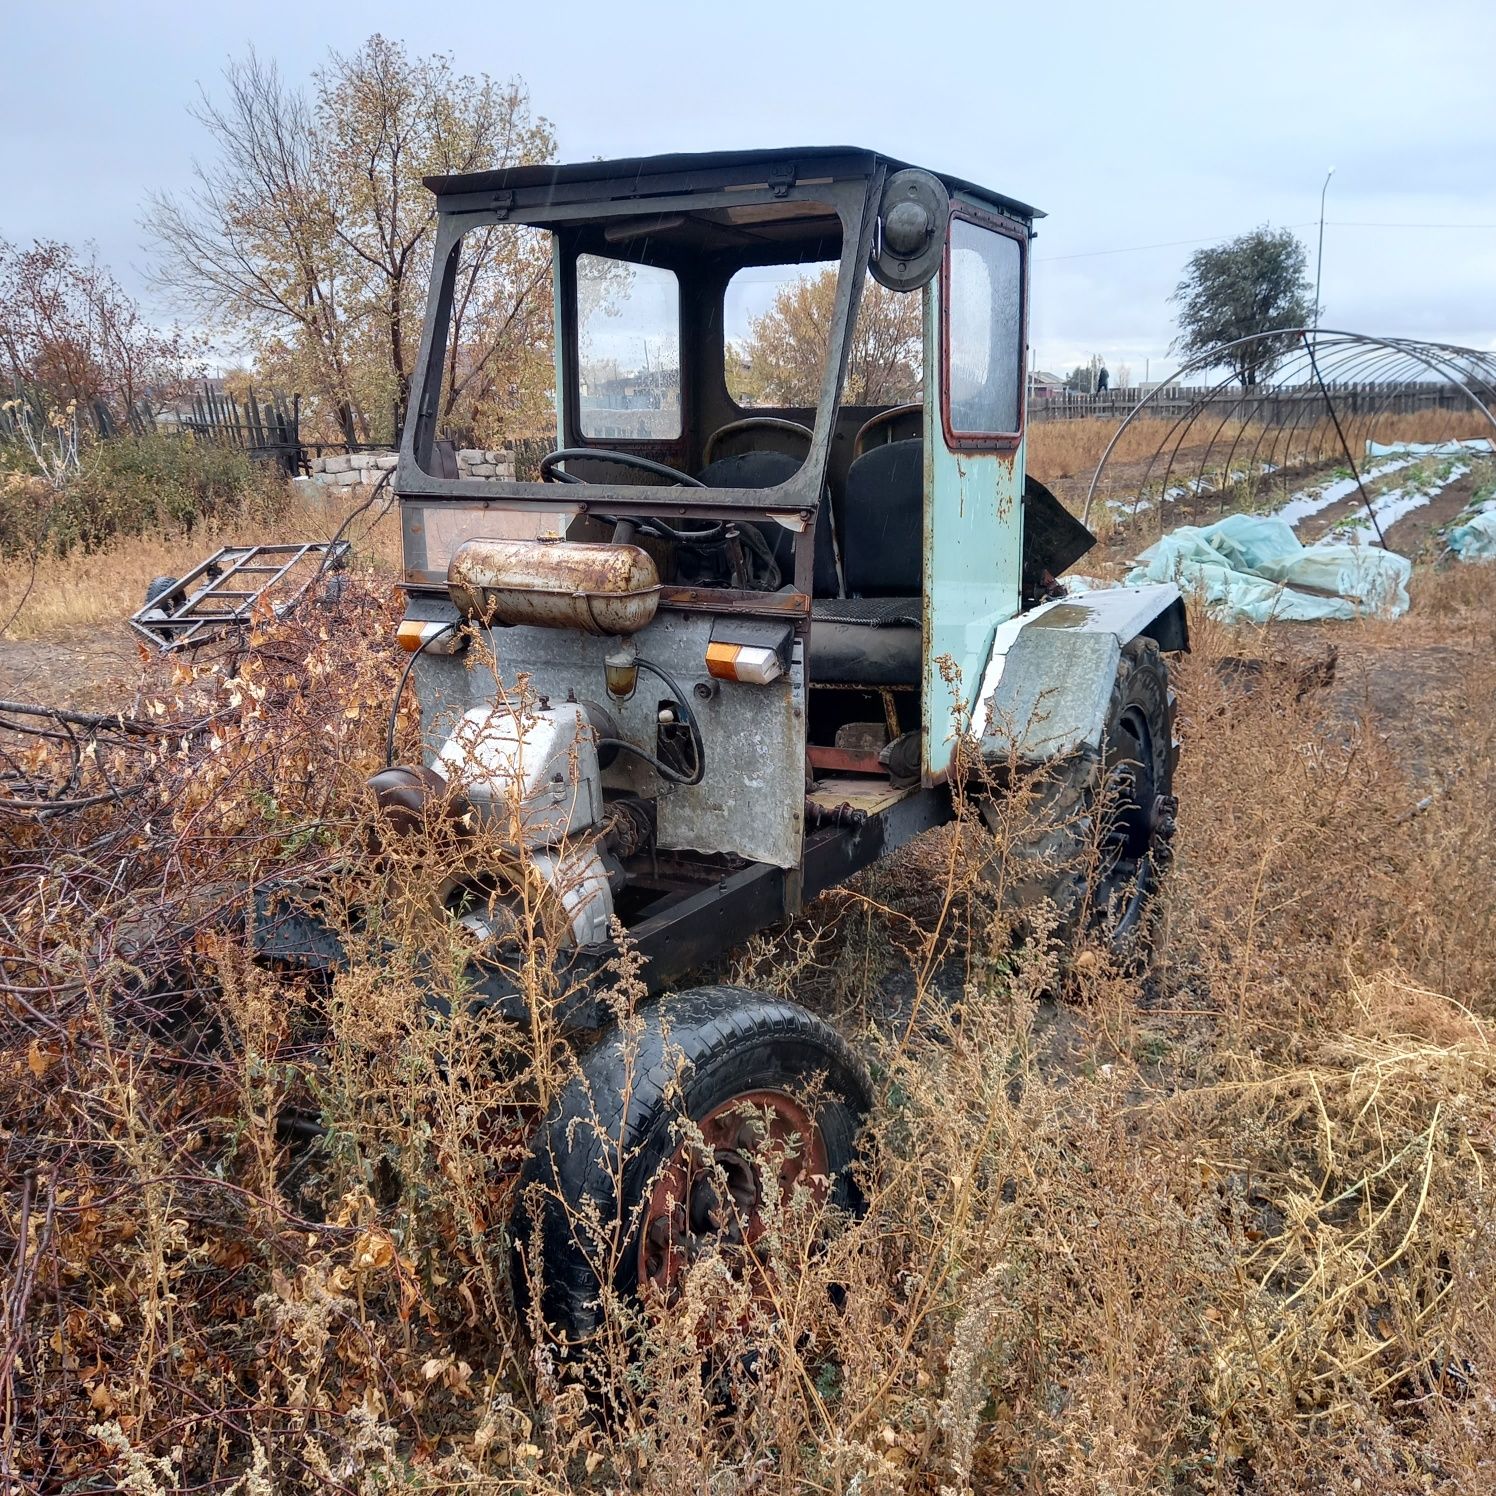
[
  {"xmin": 1127, "ymin": 512, "xmax": 1412, "ymax": 623},
  {"xmin": 1365, "ymin": 438, "xmax": 1494, "ymax": 458},
  {"xmin": 1447, "ymin": 505, "xmax": 1496, "ymax": 561}
]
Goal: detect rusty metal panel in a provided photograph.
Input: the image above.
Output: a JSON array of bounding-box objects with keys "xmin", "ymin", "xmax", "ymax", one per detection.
[{"xmin": 412, "ymin": 609, "xmax": 805, "ymax": 870}]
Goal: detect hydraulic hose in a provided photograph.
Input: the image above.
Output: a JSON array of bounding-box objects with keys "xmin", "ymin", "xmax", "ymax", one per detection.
[{"xmin": 384, "ymin": 620, "xmax": 458, "ymax": 768}]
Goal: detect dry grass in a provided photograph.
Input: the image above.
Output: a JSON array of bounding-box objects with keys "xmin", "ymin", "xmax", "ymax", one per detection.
[
  {"xmin": 1029, "ymin": 409, "xmax": 1495, "ymax": 486},
  {"xmin": 0, "ymin": 481, "xmax": 400, "ymax": 642},
  {"xmin": 4, "ymin": 514, "xmax": 1496, "ymax": 1489}
]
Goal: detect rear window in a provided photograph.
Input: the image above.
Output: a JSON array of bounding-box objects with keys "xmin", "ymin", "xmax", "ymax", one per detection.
[
  {"xmin": 945, "ymin": 217, "xmax": 1024, "ymax": 438},
  {"xmin": 577, "ymin": 254, "xmax": 682, "ymax": 440},
  {"xmin": 725, "ymin": 262, "xmax": 923, "ymax": 410}
]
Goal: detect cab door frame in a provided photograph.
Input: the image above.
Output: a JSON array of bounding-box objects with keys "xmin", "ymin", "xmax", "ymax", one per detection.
[{"xmin": 920, "ymin": 200, "xmax": 1032, "ymax": 782}]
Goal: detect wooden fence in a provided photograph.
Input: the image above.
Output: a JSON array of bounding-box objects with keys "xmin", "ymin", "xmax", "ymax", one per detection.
[
  {"xmin": 1028, "ymin": 380, "xmax": 1491, "ymax": 426},
  {"xmin": 0, "ymin": 383, "xmax": 305, "ymax": 476}
]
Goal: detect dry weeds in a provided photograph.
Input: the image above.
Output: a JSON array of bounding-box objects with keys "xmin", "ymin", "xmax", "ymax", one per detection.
[
  {"xmin": 0, "ymin": 482, "xmax": 400, "ymax": 643},
  {"xmin": 3, "ymin": 533, "xmax": 1496, "ymax": 1492},
  {"xmin": 1030, "ymin": 409, "xmax": 1494, "ymax": 486}
]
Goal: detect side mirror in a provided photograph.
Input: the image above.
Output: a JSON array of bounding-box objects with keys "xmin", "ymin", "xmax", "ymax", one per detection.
[{"xmin": 869, "ymin": 169, "xmax": 949, "ymax": 292}]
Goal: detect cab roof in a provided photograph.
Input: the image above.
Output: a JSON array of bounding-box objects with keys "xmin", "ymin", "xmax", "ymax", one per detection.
[{"xmin": 424, "ymin": 145, "xmax": 1042, "ymax": 223}]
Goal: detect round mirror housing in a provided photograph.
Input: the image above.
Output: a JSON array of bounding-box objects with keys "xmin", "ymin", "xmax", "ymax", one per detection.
[{"xmin": 870, "ymin": 169, "xmax": 949, "ymax": 292}]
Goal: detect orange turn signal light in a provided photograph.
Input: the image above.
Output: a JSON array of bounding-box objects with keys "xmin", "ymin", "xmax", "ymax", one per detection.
[
  {"xmin": 396, "ymin": 619, "xmax": 465, "ymax": 655},
  {"xmin": 705, "ymin": 641, "xmax": 783, "ymax": 684}
]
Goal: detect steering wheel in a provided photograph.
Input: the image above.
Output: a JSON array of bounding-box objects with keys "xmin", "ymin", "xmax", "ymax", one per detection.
[
  {"xmin": 538, "ymin": 447, "xmax": 737, "ymax": 547},
  {"xmin": 702, "ymin": 416, "xmax": 813, "ymax": 468},
  {"xmin": 851, "ymin": 403, "xmax": 922, "ymax": 459},
  {"xmin": 538, "ymin": 447, "xmax": 705, "ymax": 488}
]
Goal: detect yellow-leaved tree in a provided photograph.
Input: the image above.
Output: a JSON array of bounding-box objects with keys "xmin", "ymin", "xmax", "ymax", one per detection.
[
  {"xmin": 146, "ymin": 37, "xmax": 556, "ymax": 447},
  {"xmin": 730, "ymin": 268, "xmax": 923, "ymax": 409}
]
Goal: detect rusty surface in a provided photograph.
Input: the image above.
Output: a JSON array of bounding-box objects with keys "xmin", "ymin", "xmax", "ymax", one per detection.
[
  {"xmin": 804, "ymin": 795, "xmax": 867, "ymax": 828},
  {"xmin": 638, "ymin": 1089, "xmax": 827, "ymax": 1299},
  {"xmin": 415, "ymin": 611, "xmax": 806, "ymax": 870},
  {"xmin": 806, "ymin": 745, "xmax": 887, "ymax": 775},
  {"xmin": 805, "ymin": 775, "xmax": 916, "ymax": 818},
  {"xmin": 447, "ymin": 537, "xmax": 660, "ymax": 635},
  {"xmin": 658, "ymin": 585, "xmax": 811, "ymax": 618},
  {"xmin": 129, "ymin": 541, "xmax": 350, "ymax": 651}
]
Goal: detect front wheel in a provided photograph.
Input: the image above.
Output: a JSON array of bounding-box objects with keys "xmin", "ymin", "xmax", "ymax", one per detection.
[
  {"xmin": 981, "ymin": 635, "xmax": 1177, "ymax": 954},
  {"xmin": 514, "ymin": 986, "xmax": 868, "ymax": 1345}
]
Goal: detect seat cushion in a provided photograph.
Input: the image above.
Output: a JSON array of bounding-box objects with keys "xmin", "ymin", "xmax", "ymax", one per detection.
[
  {"xmin": 841, "ymin": 439, "xmax": 923, "ymax": 596},
  {"xmin": 810, "ymin": 597, "xmax": 921, "ymax": 685}
]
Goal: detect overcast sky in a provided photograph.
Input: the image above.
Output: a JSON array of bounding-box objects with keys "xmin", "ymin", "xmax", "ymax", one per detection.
[{"xmin": 5, "ymin": 0, "xmax": 1494, "ymax": 382}]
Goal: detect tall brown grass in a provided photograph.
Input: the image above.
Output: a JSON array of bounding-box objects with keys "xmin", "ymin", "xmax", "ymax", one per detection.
[
  {"xmin": 0, "ymin": 481, "xmax": 400, "ymax": 642},
  {"xmin": 1029, "ymin": 409, "xmax": 1495, "ymax": 485},
  {"xmin": 5, "ymin": 555, "xmax": 1496, "ymax": 1492}
]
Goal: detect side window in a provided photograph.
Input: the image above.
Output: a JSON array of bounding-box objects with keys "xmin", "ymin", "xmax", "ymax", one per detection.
[
  {"xmin": 945, "ymin": 218, "xmax": 1024, "ymax": 438},
  {"xmin": 577, "ymin": 254, "xmax": 681, "ymax": 440}
]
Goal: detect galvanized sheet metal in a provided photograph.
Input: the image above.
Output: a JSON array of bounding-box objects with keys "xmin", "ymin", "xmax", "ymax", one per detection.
[
  {"xmin": 412, "ymin": 609, "xmax": 804, "ymax": 870},
  {"xmin": 974, "ymin": 583, "xmax": 1183, "ymax": 763}
]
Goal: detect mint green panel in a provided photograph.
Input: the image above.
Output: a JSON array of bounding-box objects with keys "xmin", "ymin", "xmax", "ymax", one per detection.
[{"xmin": 920, "ymin": 275, "xmax": 1025, "ymax": 780}]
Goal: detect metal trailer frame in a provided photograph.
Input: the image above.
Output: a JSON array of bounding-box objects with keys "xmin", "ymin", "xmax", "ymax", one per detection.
[{"xmin": 129, "ymin": 541, "xmax": 351, "ymax": 650}]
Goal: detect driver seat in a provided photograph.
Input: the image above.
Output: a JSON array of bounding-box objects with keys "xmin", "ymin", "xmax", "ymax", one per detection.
[{"xmin": 808, "ymin": 438, "xmax": 924, "ymax": 685}]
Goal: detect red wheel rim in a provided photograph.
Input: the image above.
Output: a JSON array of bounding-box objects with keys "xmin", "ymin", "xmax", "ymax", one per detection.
[{"xmin": 638, "ymin": 1089, "xmax": 829, "ymax": 1297}]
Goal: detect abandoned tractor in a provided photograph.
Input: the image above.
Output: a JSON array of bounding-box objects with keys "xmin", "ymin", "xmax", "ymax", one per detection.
[{"xmin": 262, "ymin": 147, "xmax": 1186, "ymax": 1341}]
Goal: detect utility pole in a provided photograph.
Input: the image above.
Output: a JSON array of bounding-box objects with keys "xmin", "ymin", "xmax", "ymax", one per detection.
[{"xmin": 1314, "ymin": 166, "xmax": 1335, "ymax": 336}]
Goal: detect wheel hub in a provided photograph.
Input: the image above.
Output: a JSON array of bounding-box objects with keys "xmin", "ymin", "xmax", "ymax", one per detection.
[{"xmin": 638, "ymin": 1090, "xmax": 827, "ymax": 1297}]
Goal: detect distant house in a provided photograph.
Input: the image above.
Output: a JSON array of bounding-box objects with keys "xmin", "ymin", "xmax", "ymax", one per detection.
[{"xmin": 1028, "ymin": 369, "xmax": 1067, "ymax": 400}]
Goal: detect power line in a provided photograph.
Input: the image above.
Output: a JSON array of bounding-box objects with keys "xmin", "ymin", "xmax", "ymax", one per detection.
[
  {"xmin": 1329, "ymin": 220, "xmax": 1496, "ymax": 229},
  {"xmin": 1037, "ymin": 217, "xmax": 1496, "ymax": 264},
  {"xmin": 1037, "ymin": 223, "xmax": 1318, "ymax": 262}
]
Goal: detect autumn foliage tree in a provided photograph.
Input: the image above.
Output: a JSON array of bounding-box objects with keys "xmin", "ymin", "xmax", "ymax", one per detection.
[
  {"xmin": 146, "ymin": 37, "xmax": 557, "ymax": 445},
  {"xmin": 0, "ymin": 238, "xmax": 198, "ymax": 423},
  {"xmin": 731, "ymin": 268, "xmax": 923, "ymax": 408}
]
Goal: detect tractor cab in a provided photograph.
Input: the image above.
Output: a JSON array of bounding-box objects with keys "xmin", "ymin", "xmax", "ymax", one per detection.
[
  {"xmin": 397, "ymin": 147, "xmax": 1090, "ymax": 771},
  {"xmin": 386, "ymin": 146, "xmax": 1155, "ymax": 982}
]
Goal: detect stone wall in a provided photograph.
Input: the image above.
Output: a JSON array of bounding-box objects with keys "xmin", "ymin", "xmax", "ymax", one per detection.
[{"xmin": 306, "ymin": 448, "xmax": 516, "ymax": 486}]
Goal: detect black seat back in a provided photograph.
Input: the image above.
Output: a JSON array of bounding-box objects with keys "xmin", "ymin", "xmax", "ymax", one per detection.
[
  {"xmin": 841, "ymin": 439, "xmax": 923, "ymax": 596},
  {"xmin": 696, "ymin": 450, "xmax": 838, "ymax": 596}
]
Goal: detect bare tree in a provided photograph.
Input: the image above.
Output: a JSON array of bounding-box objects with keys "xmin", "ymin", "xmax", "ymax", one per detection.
[
  {"xmin": 0, "ymin": 239, "xmax": 198, "ymax": 421},
  {"xmin": 146, "ymin": 37, "xmax": 556, "ymax": 444}
]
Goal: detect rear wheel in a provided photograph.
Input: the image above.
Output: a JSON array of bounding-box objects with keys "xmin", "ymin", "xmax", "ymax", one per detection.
[
  {"xmin": 514, "ymin": 986, "xmax": 867, "ymax": 1345},
  {"xmin": 981, "ymin": 636, "xmax": 1176, "ymax": 953}
]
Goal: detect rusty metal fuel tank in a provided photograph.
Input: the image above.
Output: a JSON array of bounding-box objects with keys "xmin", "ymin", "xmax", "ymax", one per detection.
[{"xmin": 446, "ymin": 538, "xmax": 661, "ymax": 635}]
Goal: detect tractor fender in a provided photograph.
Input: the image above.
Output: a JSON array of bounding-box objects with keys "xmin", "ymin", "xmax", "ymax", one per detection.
[{"xmin": 973, "ymin": 583, "xmax": 1187, "ymax": 766}]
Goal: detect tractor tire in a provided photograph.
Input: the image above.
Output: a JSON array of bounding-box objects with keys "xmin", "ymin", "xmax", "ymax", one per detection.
[
  {"xmin": 981, "ymin": 635, "xmax": 1176, "ymax": 954},
  {"xmin": 144, "ymin": 575, "xmax": 182, "ymax": 610},
  {"xmin": 514, "ymin": 985, "xmax": 868, "ymax": 1346}
]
